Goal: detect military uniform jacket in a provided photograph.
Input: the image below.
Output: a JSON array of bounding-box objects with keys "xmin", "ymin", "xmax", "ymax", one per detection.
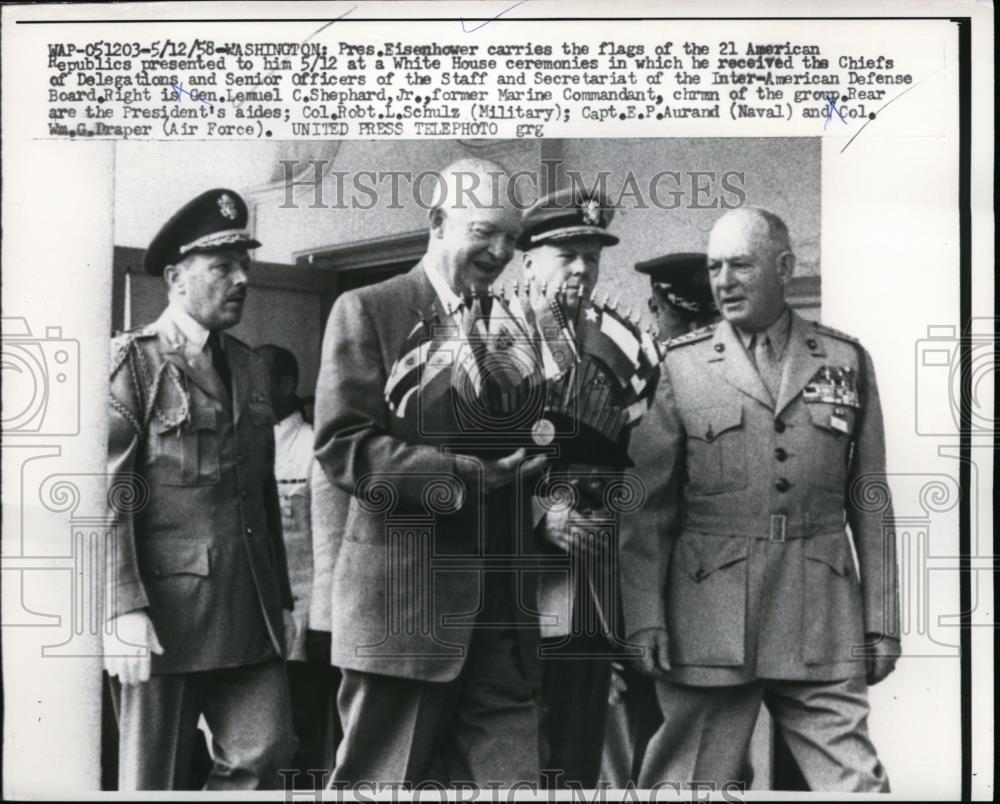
[
  {"xmin": 107, "ymin": 311, "xmax": 293, "ymax": 674},
  {"xmin": 620, "ymin": 311, "xmax": 900, "ymax": 685},
  {"xmin": 314, "ymin": 264, "xmax": 539, "ymax": 684}
]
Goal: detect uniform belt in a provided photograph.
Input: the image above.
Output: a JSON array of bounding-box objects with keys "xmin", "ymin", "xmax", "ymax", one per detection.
[{"xmin": 683, "ymin": 512, "xmax": 846, "ymax": 542}]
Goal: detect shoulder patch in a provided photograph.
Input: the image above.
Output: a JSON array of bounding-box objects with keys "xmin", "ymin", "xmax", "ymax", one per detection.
[
  {"xmin": 665, "ymin": 324, "xmax": 716, "ymax": 350},
  {"xmin": 813, "ymin": 321, "xmax": 859, "ymax": 344}
]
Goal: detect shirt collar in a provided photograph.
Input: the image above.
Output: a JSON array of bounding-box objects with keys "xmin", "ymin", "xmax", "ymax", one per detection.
[
  {"xmin": 165, "ymin": 301, "xmax": 212, "ymax": 351},
  {"xmin": 421, "ymin": 260, "xmax": 464, "ymax": 320},
  {"xmin": 736, "ymin": 305, "xmax": 792, "ymax": 360}
]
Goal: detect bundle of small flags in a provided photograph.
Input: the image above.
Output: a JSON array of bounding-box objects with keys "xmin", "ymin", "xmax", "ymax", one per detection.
[
  {"xmin": 382, "ymin": 288, "xmax": 544, "ymax": 449},
  {"xmin": 382, "ymin": 282, "xmax": 663, "ymax": 463},
  {"xmin": 510, "ymin": 281, "xmax": 664, "ymax": 466}
]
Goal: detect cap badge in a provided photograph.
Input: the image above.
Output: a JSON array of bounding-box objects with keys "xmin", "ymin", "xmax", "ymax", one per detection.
[
  {"xmin": 580, "ymin": 198, "xmax": 602, "ymax": 226},
  {"xmin": 217, "ymin": 193, "xmax": 238, "ymax": 220}
]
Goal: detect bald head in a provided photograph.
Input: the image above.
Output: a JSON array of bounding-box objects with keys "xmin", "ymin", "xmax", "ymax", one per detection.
[
  {"xmin": 426, "ymin": 158, "xmax": 522, "ymax": 295},
  {"xmin": 707, "ymin": 207, "xmax": 795, "ymax": 331}
]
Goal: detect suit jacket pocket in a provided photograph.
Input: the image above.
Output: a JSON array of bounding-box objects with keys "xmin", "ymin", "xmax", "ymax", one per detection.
[
  {"xmin": 801, "ymin": 531, "xmax": 864, "ymax": 665},
  {"xmin": 667, "ymin": 532, "xmax": 750, "ymax": 666},
  {"xmin": 683, "ymin": 403, "xmax": 747, "ymax": 495},
  {"xmin": 151, "ymin": 406, "xmax": 221, "ymax": 486},
  {"xmin": 137, "ymin": 539, "xmax": 211, "ymax": 579}
]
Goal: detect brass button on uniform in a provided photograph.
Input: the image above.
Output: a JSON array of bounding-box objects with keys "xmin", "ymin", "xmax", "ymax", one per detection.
[
  {"xmin": 775, "ymin": 477, "xmax": 790, "ymax": 492},
  {"xmin": 774, "ymin": 447, "xmax": 788, "ymax": 461},
  {"xmin": 774, "ymin": 420, "xmax": 786, "ymax": 433},
  {"xmin": 245, "ymin": 526, "xmax": 253, "ymax": 536}
]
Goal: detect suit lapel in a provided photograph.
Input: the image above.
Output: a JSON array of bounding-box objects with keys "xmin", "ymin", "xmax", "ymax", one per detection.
[
  {"xmin": 153, "ymin": 312, "xmax": 232, "ymax": 409},
  {"xmin": 775, "ymin": 312, "xmax": 827, "ymax": 417},
  {"xmin": 409, "ymin": 262, "xmax": 452, "ymax": 331},
  {"xmin": 708, "ymin": 320, "xmax": 773, "ymax": 410}
]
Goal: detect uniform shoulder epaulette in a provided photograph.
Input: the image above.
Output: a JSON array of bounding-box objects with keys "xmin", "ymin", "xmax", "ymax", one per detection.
[
  {"xmin": 812, "ymin": 321, "xmax": 859, "ymax": 344},
  {"xmin": 665, "ymin": 323, "xmax": 716, "ymax": 350},
  {"xmin": 110, "ymin": 325, "xmax": 156, "ymax": 374}
]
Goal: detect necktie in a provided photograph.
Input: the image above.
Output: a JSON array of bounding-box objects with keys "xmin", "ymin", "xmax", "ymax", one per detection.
[
  {"xmin": 207, "ymin": 331, "xmax": 232, "ymax": 398},
  {"xmin": 458, "ymin": 293, "xmax": 498, "ymax": 411},
  {"xmin": 752, "ymin": 333, "xmax": 781, "ymax": 400},
  {"xmin": 462, "ymin": 292, "xmax": 492, "ymax": 338}
]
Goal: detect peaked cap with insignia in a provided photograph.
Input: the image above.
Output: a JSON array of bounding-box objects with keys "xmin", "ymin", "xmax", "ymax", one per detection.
[
  {"xmin": 518, "ymin": 186, "xmax": 619, "ymax": 250},
  {"xmin": 143, "ymin": 188, "xmax": 261, "ymax": 275},
  {"xmin": 635, "ymin": 251, "xmax": 717, "ymax": 316}
]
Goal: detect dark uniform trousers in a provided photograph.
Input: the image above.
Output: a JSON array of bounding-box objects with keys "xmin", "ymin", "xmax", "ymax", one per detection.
[
  {"xmin": 538, "ymin": 537, "xmax": 617, "ymax": 789},
  {"xmin": 599, "ymin": 668, "xmax": 661, "ymax": 787}
]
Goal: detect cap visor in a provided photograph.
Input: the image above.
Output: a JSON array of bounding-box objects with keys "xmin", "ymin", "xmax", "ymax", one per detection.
[{"xmin": 529, "ymin": 226, "xmax": 619, "ymax": 247}]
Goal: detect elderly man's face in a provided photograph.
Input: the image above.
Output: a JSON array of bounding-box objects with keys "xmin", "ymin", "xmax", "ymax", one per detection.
[
  {"xmin": 432, "ymin": 178, "xmax": 521, "ymax": 295},
  {"xmin": 523, "ymin": 237, "xmax": 603, "ymax": 305},
  {"xmin": 707, "ymin": 212, "xmax": 791, "ymax": 331},
  {"xmin": 167, "ymin": 247, "xmax": 250, "ymax": 331}
]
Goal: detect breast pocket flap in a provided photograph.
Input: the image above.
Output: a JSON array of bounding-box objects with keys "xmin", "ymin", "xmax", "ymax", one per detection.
[
  {"xmin": 686, "ymin": 402, "xmax": 743, "ymax": 443},
  {"xmin": 806, "ymin": 403, "xmax": 856, "ymax": 437}
]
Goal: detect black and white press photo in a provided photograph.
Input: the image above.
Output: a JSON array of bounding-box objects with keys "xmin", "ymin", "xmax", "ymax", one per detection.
[{"xmin": 1, "ymin": 2, "xmax": 993, "ymax": 802}]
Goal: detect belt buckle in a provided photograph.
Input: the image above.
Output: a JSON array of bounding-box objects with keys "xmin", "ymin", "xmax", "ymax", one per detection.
[{"xmin": 770, "ymin": 514, "xmax": 787, "ymax": 543}]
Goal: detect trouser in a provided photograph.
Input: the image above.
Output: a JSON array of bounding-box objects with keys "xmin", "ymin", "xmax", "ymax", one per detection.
[
  {"xmin": 285, "ymin": 659, "xmax": 342, "ymax": 788},
  {"xmin": 639, "ymin": 676, "xmax": 889, "ymax": 793},
  {"xmin": 110, "ymin": 657, "xmax": 296, "ymax": 791},
  {"xmin": 331, "ymin": 578, "xmax": 541, "ymax": 787},
  {"xmin": 599, "ymin": 667, "xmax": 662, "ymax": 787},
  {"xmin": 539, "ymin": 633, "xmax": 614, "ymax": 788}
]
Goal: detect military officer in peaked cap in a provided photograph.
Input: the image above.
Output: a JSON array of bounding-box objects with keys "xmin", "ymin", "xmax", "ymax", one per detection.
[
  {"xmin": 620, "ymin": 207, "xmax": 900, "ymax": 791},
  {"xmin": 519, "ymin": 187, "xmax": 629, "ymax": 788},
  {"xmin": 635, "ymin": 252, "xmax": 719, "ymax": 342},
  {"xmin": 105, "ymin": 189, "xmax": 296, "ymax": 790}
]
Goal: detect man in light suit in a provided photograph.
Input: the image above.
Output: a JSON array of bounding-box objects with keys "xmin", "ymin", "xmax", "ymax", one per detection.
[
  {"xmin": 105, "ymin": 189, "xmax": 295, "ymax": 790},
  {"xmin": 621, "ymin": 207, "xmax": 900, "ymax": 791},
  {"xmin": 314, "ymin": 158, "xmax": 547, "ymax": 786}
]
